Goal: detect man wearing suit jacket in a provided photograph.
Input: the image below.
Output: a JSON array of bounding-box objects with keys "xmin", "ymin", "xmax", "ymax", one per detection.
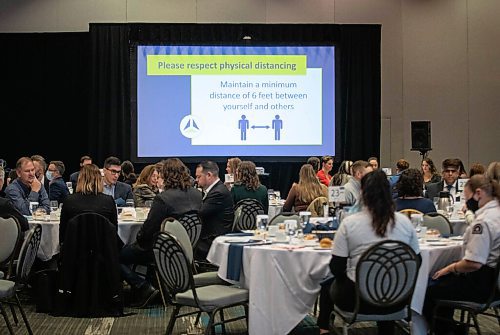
[
  {"xmin": 102, "ymin": 156, "xmax": 133, "ymax": 206},
  {"xmin": 425, "ymin": 158, "xmax": 462, "ymax": 201},
  {"xmin": 195, "ymin": 160, "xmax": 234, "ymax": 260}
]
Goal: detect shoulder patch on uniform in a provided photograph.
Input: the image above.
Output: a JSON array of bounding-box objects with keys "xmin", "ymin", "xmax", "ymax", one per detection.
[{"xmin": 472, "ymin": 223, "xmax": 483, "ymax": 234}]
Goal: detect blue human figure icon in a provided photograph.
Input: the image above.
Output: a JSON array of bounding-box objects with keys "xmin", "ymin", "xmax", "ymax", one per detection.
[
  {"xmin": 238, "ymin": 115, "xmax": 249, "ymax": 141},
  {"xmin": 272, "ymin": 115, "xmax": 283, "ymax": 141}
]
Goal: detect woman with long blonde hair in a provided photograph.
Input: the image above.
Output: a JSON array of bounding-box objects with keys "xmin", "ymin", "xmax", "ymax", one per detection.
[{"xmin": 283, "ymin": 164, "xmax": 328, "ymax": 212}]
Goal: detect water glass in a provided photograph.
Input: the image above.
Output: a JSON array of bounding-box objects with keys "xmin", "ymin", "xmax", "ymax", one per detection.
[
  {"xmin": 284, "ymin": 219, "xmax": 297, "ymax": 238},
  {"xmin": 446, "ymin": 205, "xmax": 454, "ymax": 218},
  {"xmin": 29, "ymin": 202, "xmax": 39, "ymax": 216},
  {"xmin": 50, "ymin": 200, "xmax": 59, "ymax": 213}
]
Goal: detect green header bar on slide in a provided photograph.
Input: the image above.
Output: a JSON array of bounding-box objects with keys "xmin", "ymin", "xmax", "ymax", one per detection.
[{"xmin": 147, "ymin": 55, "xmax": 306, "ymax": 75}]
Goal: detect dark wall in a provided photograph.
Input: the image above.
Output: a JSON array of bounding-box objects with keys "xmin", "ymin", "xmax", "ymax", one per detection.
[{"xmin": 1, "ymin": 24, "xmax": 380, "ymax": 198}]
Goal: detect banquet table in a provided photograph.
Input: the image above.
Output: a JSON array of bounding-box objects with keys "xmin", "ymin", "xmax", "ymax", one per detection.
[
  {"xmin": 28, "ymin": 218, "xmax": 144, "ymax": 261},
  {"xmin": 207, "ymin": 235, "xmax": 463, "ymax": 335}
]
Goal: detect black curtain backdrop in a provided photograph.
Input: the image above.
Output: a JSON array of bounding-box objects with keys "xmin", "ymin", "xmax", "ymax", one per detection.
[{"xmin": 1, "ymin": 23, "xmax": 380, "ymax": 198}]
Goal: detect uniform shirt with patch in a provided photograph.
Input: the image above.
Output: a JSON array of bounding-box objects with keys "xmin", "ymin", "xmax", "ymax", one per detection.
[{"xmin": 463, "ymin": 200, "xmax": 500, "ymax": 268}]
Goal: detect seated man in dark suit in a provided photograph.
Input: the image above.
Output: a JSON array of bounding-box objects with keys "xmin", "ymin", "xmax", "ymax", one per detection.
[
  {"xmin": 69, "ymin": 155, "xmax": 92, "ymax": 190},
  {"xmin": 102, "ymin": 156, "xmax": 134, "ymax": 206},
  {"xmin": 425, "ymin": 158, "xmax": 462, "ymax": 201},
  {"xmin": 195, "ymin": 161, "xmax": 234, "ymax": 261}
]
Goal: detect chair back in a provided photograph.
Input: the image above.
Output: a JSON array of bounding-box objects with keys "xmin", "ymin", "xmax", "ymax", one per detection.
[
  {"xmin": 0, "ymin": 216, "xmax": 22, "ymax": 277},
  {"xmin": 355, "ymin": 240, "xmax": 420, "ymax": 313},
  {"xmin": 306, "ymin": 196, "xmax": 329, "ymax": 217},
  {"xmin": 161, "ymin": 218, "xmax": 193, "ymax": 263},
  {"xmin": 398, "ymin": 208, "xmax": 423, "ymax": 219},
  {"xmin": 16, "ymin": 224, "xmax": 42, "ymax": 284},
  {"xmin": 177, "ymin": 212, "xmax": 202, "ymax": 249},
  {"xmin": 422, "ymin": 212, "xmax": 453, "ymax": 235},
  {"xmin": 481, "ymin": 255, "xmax": 500, "ymax": 311},
  {"xmin": 268, "ymin": 212, "xmax": 300, "ymax": 226},
  {"xmin": 232, "ymin": 198, "xmax": 265, "ymax": 231},
  {"xmin": 153, "ymin": 232, "xmax": 194, "ymax": 302}
]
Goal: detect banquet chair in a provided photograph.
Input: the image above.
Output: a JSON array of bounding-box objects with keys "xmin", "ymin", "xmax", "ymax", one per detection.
[
  {"xmin": 154, "ymin": 232, "xmax": 249, "ymax": 335},
  {"xmin": 0, "ymin": 223, "xmax": 42, "ymax": 335},
  {"xmin": 398, "ymin": 208, "xmax": 423, "ymax": 219},
  {"xmin": 156, "ymin": 219, "xmax": 226, "ymax": 308},
  {"xmin": 232, "ymin": 198, "xmax": 265, "ymax": 231},
  {"xmin": 330, "ymin": 240, "xmax": 421, "ymax": 335},
  {"xmin": 423, "ymin": 212, "xmax": 453, "ymax": 236},
  {"xmin": 268, "ymin": 212, "xmax": 300, "ymax": 226},
  {"xmin": 0, "ymin": 216, "xmax": 22, "ymax": 280},
  {"xmin": 431, "ymin": 256, "xmax": 500, "ymax": 335},
  {"xmin": 178, "ymin": 212, "xmax": 202, "ymax": 249},
  {"xmin": 56, "ymin": 212, "xmax": 123, "ymax": 317},
  {"xmin": 306, "ymin": 196, "xmax": 329, "ymax": 217}
]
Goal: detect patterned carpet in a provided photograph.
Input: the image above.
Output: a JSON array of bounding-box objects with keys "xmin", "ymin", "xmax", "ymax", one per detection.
[{"xmin": 1, "ymin": 299, "xmax": 499, "ymax": 334}]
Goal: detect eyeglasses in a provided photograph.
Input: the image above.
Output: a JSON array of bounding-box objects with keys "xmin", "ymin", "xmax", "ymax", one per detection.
[
  {"xmin": 106, "ymin": 168, "xmax": 121, "ymax": 175},
  {"xmin": 443, "ymin": 169, "xmax": 458, "ymax": 174}
]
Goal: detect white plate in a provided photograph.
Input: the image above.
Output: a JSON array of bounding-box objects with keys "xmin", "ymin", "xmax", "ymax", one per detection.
[
  {"xmin": 449, "ymin": 236, "xmax": 464, "ymax": 241},
  {"xmin": 425, "ymin": 238, "xmax": 441, "ymax": 242},
  {"xmin": 302, "ymin": 240, "xmax": 319, "ymax": 246},
  {"xmin": 428, "ymin": 241, "xmax": 449, "ymax": 246},
  {"xmin": 241, "ymin": 230, "xmax": 254, "ymax": 234}
]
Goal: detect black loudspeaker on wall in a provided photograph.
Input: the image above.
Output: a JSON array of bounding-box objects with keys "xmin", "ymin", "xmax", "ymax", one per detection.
[{"xmin": 411, "ymin": 121, "xmax": 431, "ymax": 150}]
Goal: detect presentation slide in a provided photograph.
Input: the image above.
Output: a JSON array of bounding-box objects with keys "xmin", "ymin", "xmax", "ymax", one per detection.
[{"xmin": 134, "ymin": 45, "xmax": 335, "ymax": 160}]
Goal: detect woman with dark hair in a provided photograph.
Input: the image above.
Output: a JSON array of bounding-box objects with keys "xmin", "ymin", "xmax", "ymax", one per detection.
[
  {"xmin": 330, "ymin": 160, "xmax": 353, "ymax": 186},
  {"xmin": 231, "ymin": 161, "xmax": 268, "ymax": 212},
  {"xmin": 284, "ymin": 164, "xmax": 328, "ymax": 213},
  {"xmin": 423, "ymin": 175, "xmax": 500, "ymax": 334},
  {"xmin": 120, "ymin": 160, "xmax": 137, "ymax": 186},
  {"xmin": 120, "ymin": 158, "xmax": 202, "ymax": 308},
  {"xmin": 395, "ymin": 168, "xmax": 436, "ymax": 214},
  {"xmin": 421, "ymin": 157, "xmax": 441, "ymax": 185},
  {"xmin": 317, "ymin": 155, "xmax": 334, "ymax": 186},
  {"xmin": 317, "ymin": 170, "xmax": 420, "ymax": 334}
]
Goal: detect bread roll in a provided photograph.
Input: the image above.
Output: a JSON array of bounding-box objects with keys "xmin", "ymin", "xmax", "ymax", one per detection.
[{"xmin": 319, "ymin": 237, "xmax": 333, "ymax": 248}]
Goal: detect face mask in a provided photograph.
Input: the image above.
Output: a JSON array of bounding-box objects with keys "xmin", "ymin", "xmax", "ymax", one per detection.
[
  {"xmin": 45, "ymin": 171, "xmax": 54, "ymax": 181},
  {"xmin": 466, "ymin": 197, "xmax": 479, "ymax": 213}
]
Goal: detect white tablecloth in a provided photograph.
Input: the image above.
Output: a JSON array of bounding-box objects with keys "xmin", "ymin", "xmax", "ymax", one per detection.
[
  {"xmin": 207, "ymin": 236, "xmax": 463, "ymax": 335},
  {"xmin": 29, "ymin": 219, "xmax": 144, "ymax": 261}
]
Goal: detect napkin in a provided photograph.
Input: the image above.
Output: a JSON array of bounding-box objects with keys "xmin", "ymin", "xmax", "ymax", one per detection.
[
  {"xmin": 225, "ymin": 232, "xmax": 254, "ymax": 237},
  {"xmin": 226, "ymin": 241, "xmax": 270, "ymax": 280}
]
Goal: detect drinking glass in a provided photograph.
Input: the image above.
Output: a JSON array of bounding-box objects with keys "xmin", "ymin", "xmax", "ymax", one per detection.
[
  {"xmin": 29, "ymin": 202, "xmax": 39, "ymax": 216},
  {"xmin": 446, "ymin": 205, "xmax": 454, "ymax": 219},
  {"xmin": 125, "ymin": 199, "xmax": 135, "ymax": 207},
  {"xmin": 256, "ymin": 214, "xmax": 269, "ymax": 241},
  {"xmin": 50, "ymin": 201, "xmax": 59, "ymax": 213}
]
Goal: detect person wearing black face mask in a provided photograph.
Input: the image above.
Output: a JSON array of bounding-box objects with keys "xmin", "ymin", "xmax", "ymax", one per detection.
[{"xmin": 463, "ymin": 182, "xmax": 479, "ymax": 225}]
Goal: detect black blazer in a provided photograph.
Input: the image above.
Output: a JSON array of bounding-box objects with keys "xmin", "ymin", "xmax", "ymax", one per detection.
[
  {"xmin": 60, "ymin": 193, "xmax": 118, "ymax": 244},
  {"xmin": 425, "ymin": 180, "xmax": 459, "ymax": 200},
  {"xmin": 196, "ymin": 180, "xmax": 234, "ymax": 260}
]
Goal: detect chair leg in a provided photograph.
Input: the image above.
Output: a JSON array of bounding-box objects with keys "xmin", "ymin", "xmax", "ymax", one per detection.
[
  {"xmin": 8, "ymin": 304, "xmax": 18, "ymax": 325},
  {"xmin": 205, "ymin": 311, "xmax": 217, "ymax": 335},
  {"xmin": 470, "ymin": 313, "xmax": 481, "ymax": 335},
  {"xmin": 154, "ymin": 270, "xmax": 167, "ymax": 309},
  {"xmin": 0, "ymin": 302, "xmax": 15, "ymax": 335},
  {"xmin": 342, "ymin": 324, "xmax": 349, "ymax": 335},
  {"xmin": 219, "ymin": 308, "xmax": 226, "ymax": 335},
  {"xmin": 166, "ymin": 305, "xmax": 180, "ymax": 335},
  {"xmin": 14, "ymin": 294, "xmax": 33, "ymax": 335}
]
